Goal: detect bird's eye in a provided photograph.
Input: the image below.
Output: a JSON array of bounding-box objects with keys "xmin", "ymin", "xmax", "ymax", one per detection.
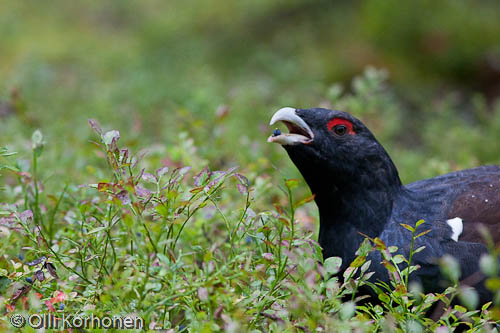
[{"xmin": 333, "ymin": 125, "xmax": 347, "ymax": 136}]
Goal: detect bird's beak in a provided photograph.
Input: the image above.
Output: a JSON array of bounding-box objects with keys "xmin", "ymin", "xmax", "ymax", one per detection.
[{"xmin": 267, "ymin": 107, "xmax": 314, "ymax": 145}]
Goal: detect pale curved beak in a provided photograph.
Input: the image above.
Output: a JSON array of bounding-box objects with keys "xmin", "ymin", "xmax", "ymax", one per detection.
[{"xmin": 267, "ymin": 107, "xmax": 314, "ymax": 145}]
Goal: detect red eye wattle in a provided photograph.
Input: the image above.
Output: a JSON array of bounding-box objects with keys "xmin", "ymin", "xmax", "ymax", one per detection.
[{"xmin": 327, "ymin": 118, "xmax": 355, "ymax": 135}]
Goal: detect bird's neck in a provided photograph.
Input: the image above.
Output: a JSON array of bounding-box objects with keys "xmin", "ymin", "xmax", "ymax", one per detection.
[
  {"xmin": 292, "ymin": 153, "xmax": 404, "ymax": 260},
  {"xmin": 311, "ymin": 165, "xmax": 403, "ymax": 230}
]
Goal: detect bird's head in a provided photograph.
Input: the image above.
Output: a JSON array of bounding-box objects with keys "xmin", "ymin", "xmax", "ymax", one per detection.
[{"xmin": 268, "ymin": 107, "xmax": 402, "ymax": 195}]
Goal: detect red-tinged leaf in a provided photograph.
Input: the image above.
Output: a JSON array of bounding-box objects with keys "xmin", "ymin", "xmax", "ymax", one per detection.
[
  {"xmin": 189, "ymin": 187, "xmax": 204, "ymax": 194},
  {"xmin": 206, "ymin": 174, "xmax": 225, "ymax": 190},
  {"xmin": 103, "ymin": 130, "xmax": 120, "ymax": 145},
  {"xmin": 285, "ymin": 179, "xmax": 300, "ymax": 189},
  {"xmin": 234, "ymin": 173, "xmax": 249, "ymax": 187},
  {"xmin": 400, "ymin": 224, "xmax": 414, "ymax": 232},
  {"xmin": 373, "ymin": 238, "xmax": 386, "ymax": 250},
  {"xmin": 263, "ymin": 240, "xmax": 274, "ymax": 248},
  {"xmin": 26, "ymin": 256, "xmax": 46, "ymax": 266},
  {"xmin": 382, "ymin": 260, "xmax": 396, "ymax": 273},
  {"xmin": 416, "ymin": 229, "xmax": 432, "ymax": 238},
  {"xmin": 46, "ymin": 194, "xmax": 58, "ymax": 205},
  {"xmin": 198, "ymin": 287, "xmax": 209, "ymax": 302},
  {"xmin": 194, "ymin": 167, "xmax": 210, "ymax": 186},
  {"xmin": 44, "ymin": 262, "xmax": 59, "ymax": 279},
  {"xmin": 45, "ymin": 300, "xmax": 55, "ymax": 312},
  {"xmin": 34, "ymin": 270, "xmax": 45, "ymax": 282},
  {"xmin": 237, "ymin": 184, "xmax": 248, "ymax": 195},
  {"xmin": 135, "ymin": 185, "xmax": 152, "ymax": 199},
  {"xmin": 343, "ymin": 266, "xmax": 357, "ymax": 280},
  {"xmin": 226, "ymin": 166, "xmax": 238, "ymax": 174},
  {"xmin": 142, "ymin": 173, "xmax": 157, "ymax": 183},
  {"xmin": 350, "ymin": 255, "xmax": 366, "ymax": 268},
  {"xmin": 120, "ymin": 149, "xmax": 129, "ymax": 164},
  {"xmin": 262, "ymin": 253, "xmax": 274, "ymax": 261},
  {"xmin": 273, "ymin": 204, "xmax": 284, "ymax": 215},
  {"xmin": 177, "ymin": 166, "xmax": 192, "ymax": 178},
  {"xmin": 395, "ymin": 283, "xmax": 407, "ymax": 294},
  {"xmin": 358, "ymin": 231, "xmax": 374, "ymax": 241},
  {"xmin": 135, "ymin": 168, "xmax": 145, "ymax": 185},
  {"xmin": 115, "ymin": 190, "xmax": 131, "ymax": 205},
  {"xmin": 6, "ymin": 304, "xmax": 15, "ymax": 312},
  {"xmin": 90, "ymin": 140, "xmax": 102, "ymax": 149},
  {"xmin": 156, "ymin": 166, "xmax": 169, "ymax": 178},
  {"xmin": 88, "ymin": 119, "xmax": 102, "ymax": 134},
  {"xmin": 97, "ymin": 182, "xmax": 111, "ymax": 192},
  {"xmin": 177, "ymin": 200, "xmax": 191, "ymax": 207},
  {"xmin": 51, "ymin": 291, "xmax": 66, "ymax": 303},
  {"xmin": 10, "ymin": 285, "xmax": 31, "ymax": 303},
  {"xmin": 294, "ymin": 194, "xmax": 316, "ymax": 209},
  {"xmin": 279, "ymin": 217, "xmax": 290, "ymax": 226},
  {"xmin": 214, "ymin": 305, "xmax": 224, "ymax": 319},
  {"xmin": 19, "ymin": 210, "xmax": 33, "ymax": 223},
  {"xmin": 22, "ymin": 296, "xmax": 29, "ymax": 309}
]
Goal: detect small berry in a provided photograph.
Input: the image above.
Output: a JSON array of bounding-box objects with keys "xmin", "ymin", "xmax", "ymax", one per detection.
[
  {"xmin": 25, "ymin": 277, "xmax": 33, "ymax": 284},
  {"xmin": 273, "ymin": 128, "xmax": 281, "ymax": 137}
]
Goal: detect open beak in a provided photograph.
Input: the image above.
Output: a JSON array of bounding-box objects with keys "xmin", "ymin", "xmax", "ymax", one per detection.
[{"xmin": 267, "ymin": 107, "xmax": 314, "ymax": 145}]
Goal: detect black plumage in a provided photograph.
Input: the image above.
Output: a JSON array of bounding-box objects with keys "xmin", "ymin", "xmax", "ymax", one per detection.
[{"xmin": 268, "ymin": 107, "xmax": 500, "ymax": 303}]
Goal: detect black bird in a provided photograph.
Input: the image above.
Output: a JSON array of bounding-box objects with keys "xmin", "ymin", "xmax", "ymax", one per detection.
[{"xmin": 268, "ymin": 107, "xmax": 500, "ymax": 303}]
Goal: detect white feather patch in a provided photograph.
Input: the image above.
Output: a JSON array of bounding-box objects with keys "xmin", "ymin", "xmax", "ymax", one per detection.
[{"xmin": 446, "ymin": 217, "xmax": 463, "ymax": 242}]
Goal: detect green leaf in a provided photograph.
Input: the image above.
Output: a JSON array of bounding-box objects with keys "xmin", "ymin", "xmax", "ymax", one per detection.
[
  {"xmin": 388, "ymin": 246, "xmax": 398, "ymax": 253},
  {"xmin": 482, "ymin": 301, "xmax": 492, "ymax": 311},
  {"xmin": 0, "ymin": 276, "xmax": 11, "ymax": 294},
  {"xmin": 343, "ymin": 266, "xmax": 357, "ymax": 281},
  {"xmin": 356, "ymin": 238, "xmax": 373, "ymax": 256},
  {"xmin": 103, "ymin": 130, "xmax": 120, "ymax": 145},
  {"xmin": 415, "ymin": 219, "xmax": 425, "ymax": 227},
  {"xmin": 392, "ymin": 255, "xmax": 406, "ymax": 265},
  {"xmin": 378, "ymin": 292, "xmax": 390, "ymax": 303},
  {"xmin": 87, "ymin": 226, "xmax": 107, "ymax": 234},
  {"xmin": 458, "ymin": 286, "xmax": 478, "ymax": 310},
  {"xmin": 479, "ymin": 254, "xmax": 498, "ymax": 277},
  {"xmin": 324, "ymin": 257, "xmax": 342, "ymax": 275},
  {"xmin": 293, "ymin": 194, "xmax": 315, "ymax": 209},
  {"xmin": 155, "ymin": 204, "xmax": 169, "ymax": 217},
  {"xmin": 416, "ymin": 229, "xmax": 431, "ymax": 238},
  {"xmin": 485, "ymin": 277, "xmax": 500, "ymax": 291},
  {"xmin": 400, "ymin": 223, "xmax": 414, "ymax": 232},
  {"xmin": 285, "ymin": 179, "xmax": 299, "ymax": 189},
  {"xmin": 440, "ymin": 255, "xmax": 461, "ymax": 283},
  {"xmin": 32, "ymin": 129, "xmax": 45, "ymax": 157},
  {"xmin": 339, "ymin": 301, "xmax": 356, "ymax": 320},
  {"xmin": 360, "ymin": 260, "xmax": 371, "ymax": 274},
  {"xmin": 414, "ymin": 246, "xmax": 426, "ymax": 253},
  {"xmin": 123, "ymin": 214, "xmax": 134, "ymax": 228}
]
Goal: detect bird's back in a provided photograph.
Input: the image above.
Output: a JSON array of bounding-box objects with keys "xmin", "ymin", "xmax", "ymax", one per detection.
[{"xmin": 405, "ymin": 165, "xmax": 500, "ymax": 244}]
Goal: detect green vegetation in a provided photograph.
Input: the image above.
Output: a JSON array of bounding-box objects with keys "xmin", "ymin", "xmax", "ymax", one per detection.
[{"xmin": 1, "ymin": 1, "xmax": 500, "ymax": 331}]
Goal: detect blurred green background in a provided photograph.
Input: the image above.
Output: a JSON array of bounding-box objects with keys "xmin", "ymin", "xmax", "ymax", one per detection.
[{"xmin": 1, "ymin": 0, "xmax": 500, "ymax": 187}]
